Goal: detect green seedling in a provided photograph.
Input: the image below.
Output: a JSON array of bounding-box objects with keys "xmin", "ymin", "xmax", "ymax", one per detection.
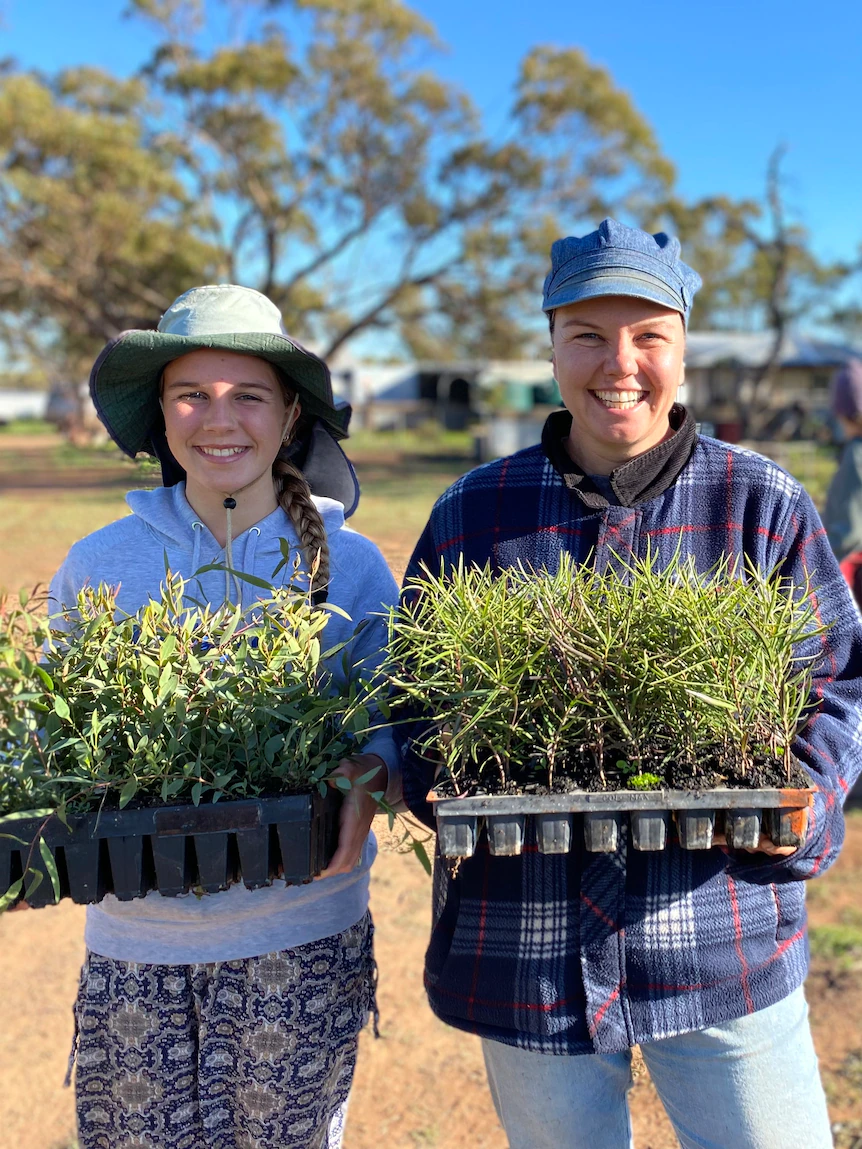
[
  {"xmin": 0, "ymin": 571, "xmax": 379, "ymax": 816},
  {"xmin": 387, "ymin": 550, "xmax": 826, "ymax": 794}
]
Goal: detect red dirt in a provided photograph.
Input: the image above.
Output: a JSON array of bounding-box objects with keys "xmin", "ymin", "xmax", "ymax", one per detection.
[{"xmin": 1, "ymin": 435, "xmax": 860, "ymax": 1147}]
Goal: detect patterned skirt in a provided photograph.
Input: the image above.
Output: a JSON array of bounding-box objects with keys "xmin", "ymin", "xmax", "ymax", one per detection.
[{"xmin": 69, "ymin": 912, "xmax": 377, "ymax": 1149}]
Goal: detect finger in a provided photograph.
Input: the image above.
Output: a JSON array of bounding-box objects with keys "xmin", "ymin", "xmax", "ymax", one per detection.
[
  {"xmin": 713, "ymin": 831, "xmax": 797, "ymax": 857},
  {"xmin": 736, "ymin": 842, "xmax": 798, "ymax": 857},
  {"xmin": 318, "ymin": 797, "xmax": 369, "ymax": 878}
]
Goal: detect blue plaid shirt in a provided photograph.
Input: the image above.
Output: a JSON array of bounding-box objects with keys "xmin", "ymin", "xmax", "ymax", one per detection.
[{"xmin": 401, "ymin": 428, "xmax": 862, "ymax": 1054}]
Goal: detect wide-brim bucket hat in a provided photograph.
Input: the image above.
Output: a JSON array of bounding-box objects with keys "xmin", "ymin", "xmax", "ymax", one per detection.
[{"xmin": 89, "ymin": 283, "xmax": 359, "ymax": 514}]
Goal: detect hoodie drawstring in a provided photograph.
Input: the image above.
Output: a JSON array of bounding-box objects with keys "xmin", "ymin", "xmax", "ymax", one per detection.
[
  {"xmin": 191, "ymin": 521, "xmax": 203, "ymax": 575},
  {"xmin": 246, "ymin": 528, "xmax": 261, "ymax": 595},
  {"xmin": 223, "ymin": 497, "xmax": 237, "ymax": 604}
]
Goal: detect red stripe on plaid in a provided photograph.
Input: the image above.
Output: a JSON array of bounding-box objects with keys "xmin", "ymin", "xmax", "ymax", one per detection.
[
  {"xmin": 810, "ymin": 791, "xmax": 834, "ymax": 877},
  {"xmin": 598, "ymin": 512, "xmax": 638, "ymax": 557},
  {"xmin": 466, "ymin": 861, "xmax": 491, "ymax": 1022},
  {"xmin": 426, "ymin": 971, "xmax": 578, "ymax": 1013},
  {"xmin": 641, "ymin": 925, "xmax": 806, "ymax": 993},
  {"xmin": 645, "ymin": 522, "xmax": 785, "ymax": 544},
  {"xmin": 726, "ymin": 874, "xmax": 754, "ymax": 1012},
  {"xmin": 588, "ymin": 981, "xmax": 623, "ymax": 1038},
  {"xmin": 581, "ymin": 893, "xmax": 618, "ymax": 931},
  {"xmin": 436, "ymin": 521, "xmax": 586, "ymax": 554},
  {"xmin": 793, "ymin": 511, "xmax": 838, "ymax": 681}
]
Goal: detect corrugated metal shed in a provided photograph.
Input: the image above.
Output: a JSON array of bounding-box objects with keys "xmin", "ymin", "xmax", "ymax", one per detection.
[{"xmin": 685, "ymin": 332, "xmax": 860, "ymax": 369}]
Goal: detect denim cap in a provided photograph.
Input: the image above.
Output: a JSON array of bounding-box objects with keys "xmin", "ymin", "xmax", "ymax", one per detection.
[{"xmin": 542, "ymin": 218, "xmax": 702, "ymax": 324}]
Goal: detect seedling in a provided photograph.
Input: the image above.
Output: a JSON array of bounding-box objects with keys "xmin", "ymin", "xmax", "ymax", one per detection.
[{"xmin": 388, "ymin": 551, "xmax": 827, "ymax": 795}]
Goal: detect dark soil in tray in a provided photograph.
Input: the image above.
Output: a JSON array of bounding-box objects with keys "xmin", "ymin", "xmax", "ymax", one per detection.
[
  {"xmin": 435, "ymin": 745, "xmax": 811, "ymax": 799},
  {"xmin": 62, "ymin": 786, "xmax": 317, "ymax": 817}
]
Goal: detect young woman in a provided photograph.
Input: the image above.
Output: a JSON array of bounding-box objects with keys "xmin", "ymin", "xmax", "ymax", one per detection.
[
  {"xmin": 47, "ymin": 284, "xmax": 400, "ymax": 1149},
  {"xmin": 400, "ymin": 220, "xmax": 862, "ymax": 1149}
]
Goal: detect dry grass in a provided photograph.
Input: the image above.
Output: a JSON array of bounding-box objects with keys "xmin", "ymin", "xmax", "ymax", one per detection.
[{"xmin": 0, "ymin": 429, "xmax": 858, "ymax": 1149}]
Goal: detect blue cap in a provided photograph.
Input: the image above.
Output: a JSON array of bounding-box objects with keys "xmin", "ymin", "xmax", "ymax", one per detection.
[{"xmin": 542, "ymin": 218, "xmax": 702, "ymax": 324}]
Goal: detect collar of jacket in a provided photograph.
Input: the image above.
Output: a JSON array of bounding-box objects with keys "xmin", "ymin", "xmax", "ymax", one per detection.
[{"xmin": 540, "ymin": 404, "xmax": 698, "ymax": 508}]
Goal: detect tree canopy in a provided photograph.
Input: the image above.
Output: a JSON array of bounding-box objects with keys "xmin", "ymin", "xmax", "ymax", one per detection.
[{"xmin": 0, "ymin": 0, "xmax": 857, "ymax": 388}]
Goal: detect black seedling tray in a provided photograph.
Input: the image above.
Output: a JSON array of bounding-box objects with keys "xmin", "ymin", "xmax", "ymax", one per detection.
[
  {"xmin": 0, "ymin": 789, "xmax": 341, "ymax": 909},
  {"xmin": 431, "ymin": 788, "xmax": 814, "ymax": 858}
]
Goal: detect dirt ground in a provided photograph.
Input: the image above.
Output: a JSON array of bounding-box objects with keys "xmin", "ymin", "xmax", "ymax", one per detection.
[{"xmin": 1, "ymin": 433, "xmax": 861, "ymax": 1149}]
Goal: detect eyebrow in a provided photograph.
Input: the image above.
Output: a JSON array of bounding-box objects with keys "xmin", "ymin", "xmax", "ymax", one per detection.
[
  {"xmin": 560, "ymin": 316, "xmax": 680, "ymax": 331},
  {"xmin": 164, "ymin": 379, "xmax": 277, "ymax": 391}
]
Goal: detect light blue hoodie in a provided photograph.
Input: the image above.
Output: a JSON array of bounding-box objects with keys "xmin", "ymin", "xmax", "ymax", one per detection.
[{"xmin": 48, "ymin": 483, "xmax": 400, "ymax": 964}]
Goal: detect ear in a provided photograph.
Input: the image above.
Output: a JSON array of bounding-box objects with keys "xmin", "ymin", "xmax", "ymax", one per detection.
[{"xmin": 282, "ymin": 395, "xmax": 302, "ymax": 441}]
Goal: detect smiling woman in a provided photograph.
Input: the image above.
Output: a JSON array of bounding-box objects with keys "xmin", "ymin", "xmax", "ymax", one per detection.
[
  {"xmin": 550, "ymin": 297, "xmax": 686, "ymax": 475},
  {"xmin": 398, "ymin": 218, "xmax": 861, "ymax": 1149},
  {"xmin": 37, "ymin": 283, "xmax": 403, "ymax": 1149},
  {"xmin": 161, "ymin": 351, "xmax": 299, "ymax": 544}
]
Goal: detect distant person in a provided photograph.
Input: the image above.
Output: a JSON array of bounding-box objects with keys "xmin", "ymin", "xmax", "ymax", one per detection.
[
  {"xmin": 824, "ymin": 358, "xmax": 862, "ymax": 600},
  {"xmin": 400, "ymin": 220, "xmax": 862, "ymax": 1148},
  {"xmin": 40, "ymin": 285, "xmax": 401, "ymax": 1149}
]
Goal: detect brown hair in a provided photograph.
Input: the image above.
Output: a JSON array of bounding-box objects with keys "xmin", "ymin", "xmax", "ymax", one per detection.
[{"xmin": 272, "ymin": 370, "xmax": 330, "ymax": 604}]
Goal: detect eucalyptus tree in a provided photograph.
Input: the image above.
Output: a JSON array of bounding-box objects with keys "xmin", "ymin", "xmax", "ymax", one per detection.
[{"xmin": 0, "ymin": 64, "xmax": 221, "ymax": 395}]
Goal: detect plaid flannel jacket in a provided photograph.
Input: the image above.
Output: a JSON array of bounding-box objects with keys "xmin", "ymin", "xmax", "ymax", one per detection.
[{"xmin": 401, "ymin": 430, "xmax": 862, "ymax": 1055}]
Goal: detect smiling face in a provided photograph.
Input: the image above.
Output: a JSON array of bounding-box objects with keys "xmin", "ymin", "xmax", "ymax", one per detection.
[
  {"xmin": 551, "ymin": 296, "xmax": 686, "ymax": 475},
  {"xmin": 161, "ymin": 350, "xmax": 297, "ymax": 511}
]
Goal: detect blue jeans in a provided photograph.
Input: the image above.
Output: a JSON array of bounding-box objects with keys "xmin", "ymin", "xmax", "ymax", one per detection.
[{"xmin": 481, "ymin": 987, "xmax": 832, "ymax": 1149}]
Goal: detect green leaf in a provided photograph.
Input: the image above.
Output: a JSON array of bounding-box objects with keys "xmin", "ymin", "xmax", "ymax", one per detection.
[
  {"xmin": 412, "ymin": 839, "xmax": 432, "ymax": 876},
  {"xmin": 53, "ymin": 696, "xmax": 71, "ymax": 721},
  {"xmin": 23, "ymin": 867, "xmax": 44, "ymax": 901},
  {"xmin": 354, "ymin": 765, "xmax": 383, "ymax": 786},
  {"xmin": 195, "ymin": 563, "xmax": 274, "ymax": 591},
  {"xmin": 0, "ymin": 877, "xmax": 24, "ymax": 913},
  {"xmin": 0, "ymin": 809, "xmax": 55, "ymax": 823},
  {"xmin": 264, "ymin": 733, "xmax": 284, "ymax": 760},
  {"xmin": 333, "ymin": 775, "xmax": 352, "ymax": 791},
  {"xmin": 38, "ymin": 838, "xmax": 61, "ymax": 902},
  {"xmin": 191, "ymin": 781, "xmax": 203, "ymax": 806},
  {"xmin": 118, "ymin": 778, "xmax": 138, "ymax": 809}
]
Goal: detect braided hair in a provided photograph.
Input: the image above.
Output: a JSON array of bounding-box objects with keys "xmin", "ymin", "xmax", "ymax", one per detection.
[{"xmin": 273, "ymin": 371, "xmax": 330, "ymax": 604}]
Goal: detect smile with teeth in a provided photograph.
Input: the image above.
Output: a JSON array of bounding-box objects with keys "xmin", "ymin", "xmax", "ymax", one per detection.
[
  {"xmin": 591, "ymin": 389, "xmax": 647, "ymax": 410},
  {"xmin": 196, "ymin": 446, "xmax": 250, "ymax": 457}
]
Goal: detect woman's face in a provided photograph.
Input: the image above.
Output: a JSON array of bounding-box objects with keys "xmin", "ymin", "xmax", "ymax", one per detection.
[
  {"xmin": 552, "ymin": 295, "xmax": 686, "ymax": 474},
  {"xmin": 161, "ymin": 350, "xmax": 296, "ymax": 498}
]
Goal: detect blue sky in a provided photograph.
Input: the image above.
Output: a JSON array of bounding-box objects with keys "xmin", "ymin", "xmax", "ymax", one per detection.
[{"xmin": 2, "ymin": 0, "xmax": 861, "ymax": 265}]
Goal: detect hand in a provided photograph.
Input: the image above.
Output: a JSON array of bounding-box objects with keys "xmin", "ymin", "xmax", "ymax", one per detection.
[
  {"xmin": 713, "ymin": 831, "xmax": 798, "ymax": 858},
  {"xmin": 712, "ymin": 806, "xmax": 808, "ymax": 858},
  {"xmin": 318, "ymin": 753, "xmax": 388, "ymax": 878}
]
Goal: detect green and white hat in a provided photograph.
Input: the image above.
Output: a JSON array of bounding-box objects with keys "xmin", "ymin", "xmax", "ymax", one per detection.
[{"xmin": 89, "ymin": 283, "xmax": 350, "ymax": 458}]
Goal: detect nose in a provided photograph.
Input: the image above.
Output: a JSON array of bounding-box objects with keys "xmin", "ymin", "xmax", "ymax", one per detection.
[
  {"xmin": 604, "ymin": 335, "xmax": 638, "ymax": 380},
  {"xmin": 201, "ymin": 393, "xmax": 237, "ymax": 430}
]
